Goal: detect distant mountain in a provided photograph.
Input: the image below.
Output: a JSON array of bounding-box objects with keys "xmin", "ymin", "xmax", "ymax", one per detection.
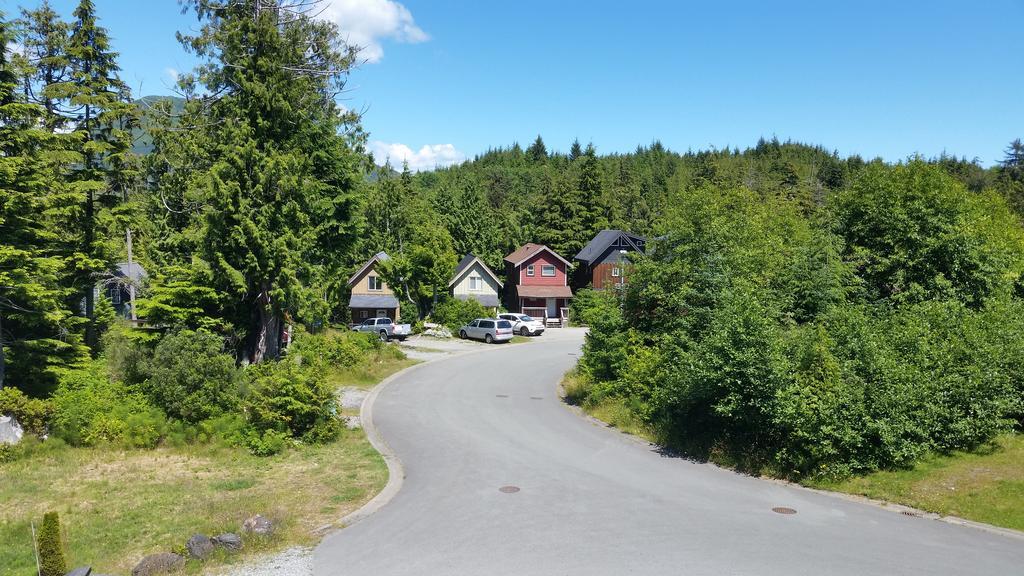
[{"xmin": 132, "ymin": 95, "xmax": 186, "ymax": 155}]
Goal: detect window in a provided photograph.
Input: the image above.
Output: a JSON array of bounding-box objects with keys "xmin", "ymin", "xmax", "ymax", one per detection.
[
  {"xmin": 469, "ymin": 276, "xmax": 482, "ymax": 291},
  {"xmin": 360, "ymin": 311, "xmax": 370, "ymax": 320},
  {"xmin": 376, "ymin": 310, "xmax": 388, "ymax": 319},
  {"xmin": 480, "ymin": 320, "xmax": 495, "ymax": 329},
  {"xmin": 541, "ymin": 265, "xmax": 556, "ymax": 277},
  {"xmin": 612, "ymin": 267, "xmax": 621, "ymax": 277},
  {"xmin": 368, "ymin": 275, "xmax": 383, "ymax": 291},
  {"xmin": 526, "ymin": 264, "xmax": 535, "ymax": 276},
  {"xmin": 108, "ymin": 285, "xmax": 121, "ymax": 305},
  {"xmin": 497, "ymin": 320, "xmax": 512, "ymax": 329},
  {"xmin": 469, "ymin": 320, "xmax": 479, "ymax": 327}
]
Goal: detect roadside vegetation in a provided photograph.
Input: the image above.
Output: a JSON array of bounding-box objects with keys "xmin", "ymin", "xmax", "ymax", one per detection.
[{"xmin": 566, "ymin": 159, "xmax": 1024, "ymax": 529}]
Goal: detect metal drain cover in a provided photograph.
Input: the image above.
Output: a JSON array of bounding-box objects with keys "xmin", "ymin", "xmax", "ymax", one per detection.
[
  {"xmin": 772, "ymin": 507, "xmax": 797, "ymax": 515},
  {"xmin": 530, "ymin": 396, "xmax": 543, "ymax": 400},
  {"xmin": 495, "ymin": 394, "xmax": 509, "ymax": 398},
  {"xmin": 499, "ymin": 485, "xmax": 520, "ymax": 494}
]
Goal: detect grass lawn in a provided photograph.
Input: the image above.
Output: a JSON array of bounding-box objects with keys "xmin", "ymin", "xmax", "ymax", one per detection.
[
  {"xmin": 0, "ymin": 346, "xmax": 415, "ymax": 575},
  {"xmin": 809, "ymin": 433, "xmax": 1024, "ymax": 532}
]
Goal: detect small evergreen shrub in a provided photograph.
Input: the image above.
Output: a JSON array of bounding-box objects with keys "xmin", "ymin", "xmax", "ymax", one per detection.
[
  {"xmin": 431, "ymin": 298, "xmax": 488, "ymax": 331},
  {"xmin": 37, "ymin": 511, "xmax": 66, "ymax": 576},
  {"xmin": 139, "ymin": 329, "xmax": 241, "ymax": 423},
  {"xmin": 245, "ymin": 359, "xmax": 340, "ymax": 450},
  {"xmin": 0, "ymin": 387, "xmax": 52, "ymax": 436}
]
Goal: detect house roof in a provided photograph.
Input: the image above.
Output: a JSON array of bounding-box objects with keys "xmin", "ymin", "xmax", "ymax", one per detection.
[
  {"xmin": 503, "ymin": 243, "xmax": 572, "ymax": 267},
  {"xmin": 448, "ymin": 254, "xmax": 503, "ymax": 288},
  {"xmin": 455, "ymin": 293, "xmax": 501, "ymax": 308},
  {"xmin": 114, "ymin": 262, "xmax": 148, "ymax": 281},
  {"xmin": 349, "ymin": 294, "xmax": 400, "ymax": 309},
  {"xmin": 516, "ymin": 285, "xmax": 574, "ymax": 298},
  {"xmin": 574, "ymin": 230, "xmax": 646, "ymax": 264},
  {"xmin": 347, "ymin": 252, "xmax": 390, "ymax": 286}
]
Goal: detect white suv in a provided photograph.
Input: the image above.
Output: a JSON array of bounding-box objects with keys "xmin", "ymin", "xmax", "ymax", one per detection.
[{"xmin": 499, "ymin": 313, "xmax": 546, "ymax": 337}]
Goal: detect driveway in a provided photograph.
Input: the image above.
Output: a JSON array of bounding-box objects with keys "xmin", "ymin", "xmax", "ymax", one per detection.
[{"xmin": 314, "ymin": 329, "xmax": 1024, "ymax": 575}]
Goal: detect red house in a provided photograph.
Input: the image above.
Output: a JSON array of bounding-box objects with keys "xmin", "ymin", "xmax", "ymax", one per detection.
[{"xmin": 504, "ymin": 243, "xmax": 573, "ymax": 327}]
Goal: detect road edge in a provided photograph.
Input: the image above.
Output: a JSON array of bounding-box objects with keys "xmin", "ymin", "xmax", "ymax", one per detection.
[{"xmin": 555, "ymin": 373, "xmax": 1024, "ymax": 543}]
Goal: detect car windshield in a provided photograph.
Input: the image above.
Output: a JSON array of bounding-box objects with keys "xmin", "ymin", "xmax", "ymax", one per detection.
[
  {"xmin": 519, "ymin": 315, "xmax": 534, "ymax": 322},
  {"xmin": 497, "ymin": 320, "xmax": 512, "ymax": 328}
]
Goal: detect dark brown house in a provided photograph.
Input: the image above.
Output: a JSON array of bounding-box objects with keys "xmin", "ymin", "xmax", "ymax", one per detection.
[{"xmin": 574, "ymin": 230, "xmax": 646, "ymax": 290}]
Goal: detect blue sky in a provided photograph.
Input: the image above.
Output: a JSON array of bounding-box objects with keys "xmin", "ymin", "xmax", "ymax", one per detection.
[{"xmin": 40, "ymin": 0, "xmax": 1024, "ymax": 170}]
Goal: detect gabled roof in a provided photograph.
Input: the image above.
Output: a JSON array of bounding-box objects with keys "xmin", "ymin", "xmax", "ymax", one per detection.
[
  {"xmin": 503, "ymin": 243, "xmax": 572, "ymax": 267},
  {"xmin": 448, "ymin": 254, "xmax": 503, "ymax": 288},
  {"xmin": 349, "ymin": 294, "xmax": 400, "ymax": 309},
  {"xmin": 574, "ymin": 230, "xmax": 646, "ymax": 264},
  {"xmin": 347, "ymin": 251, "xmax": 390, "ymax": 286},
  {"xmin": 114, "ymin": 262, "xmax": 148, "ymax": 282}
]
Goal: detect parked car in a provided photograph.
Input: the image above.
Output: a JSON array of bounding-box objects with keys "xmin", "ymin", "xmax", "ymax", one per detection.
[
  {"xmin": 459, "ymin": 318, "xmax": 514, "ymax": 343},
  {"xmin": 498, "ymin": 313, "xmax": 545, "ymax": 336},
  {"xmin": 352, "ymin": 317, "xmax": 411, "ymax": 341}
]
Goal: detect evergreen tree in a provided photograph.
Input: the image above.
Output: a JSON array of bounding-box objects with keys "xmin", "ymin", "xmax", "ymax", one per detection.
[
  {"xmin": 14, "ymin": 1, "xmax": 70, "ymax": 131},
  {"xmin": 172, "ymin": 0, "xmax": 365, "ymax": 361},
  {"xmin": 47, "ymin": 0, "xmax": 138, "ymax": 350},
  {"xmin": 0, "ymin": 11, "xmax": 85, "ymax": 394},
  {"xmin": 526, "ymin": 134, "xmax": 547, "ymax": 163},
  {"xmin": 569, "ymin": 138, "xmax": 583, "ymax": 161}
]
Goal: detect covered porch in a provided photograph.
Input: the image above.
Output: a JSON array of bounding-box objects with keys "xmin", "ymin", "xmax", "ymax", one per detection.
[{"xmin": 516, "ymin": 286, "xmax": 572, "ymax": 327}]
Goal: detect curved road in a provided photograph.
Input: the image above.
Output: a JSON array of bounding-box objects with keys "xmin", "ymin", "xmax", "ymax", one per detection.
[{"xmin": 315, "ymin": 330, "xmax": 1024, "ymax": 575}]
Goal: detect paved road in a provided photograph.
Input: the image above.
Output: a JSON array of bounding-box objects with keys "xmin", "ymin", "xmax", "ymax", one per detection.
[{"xmin": 315, "ymin": 329, "xmax": 1024, "ymax": 575}]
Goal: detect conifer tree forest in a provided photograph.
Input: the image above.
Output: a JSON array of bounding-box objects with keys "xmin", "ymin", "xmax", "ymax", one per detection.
[{"xmin": 2, "ymin": 0, "xmax": 1024, "ymax": 477}]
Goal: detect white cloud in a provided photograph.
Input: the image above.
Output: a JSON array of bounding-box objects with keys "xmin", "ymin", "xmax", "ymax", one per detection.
[
  {"xmin": 318, "ymin": 0, "xmax": 428, "ymax": 63},
  {"xmin": 165, "ymin": 67, "xmax": 179, "ymax": 81},
  {"xmin": 370, "ymin": 141, "xmax": 465, "ymax": 172}
]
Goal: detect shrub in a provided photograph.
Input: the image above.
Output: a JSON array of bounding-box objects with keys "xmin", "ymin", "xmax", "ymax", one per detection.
[
  {"xmin": 431, "ymin": 298, "xmax": 488, "ymax": 330},
  {"xmin": 245, "ymin": 359, "xmax": 340, "ymax": 448},
  {"xmin": 102, "ymin": 324, "xmax": 156, "ymax": 386},
  {"xmin": 50, "ymin": 362, "xmax": 167, "ymax": 449},
  {"xmin": 139, "ymin": 330, "xmax": 241, "ymax": 423},
  {"xmin": 0, "ymin": 387, "xmax": 52, "ymax": 436},
  {"xmin": 570, "ymin": 288, "xmax": 621, "ymax": 327},
  {"xmin": 244, "ymin": 428, "xmax": 289, "ymax": 456},
  {"xmin": 291, "ymin": 330, "xmax": 380, "ymax": 369},
  {"xmin": 37, "ymin": 511, "xmax": 66, "ymax": 576}
]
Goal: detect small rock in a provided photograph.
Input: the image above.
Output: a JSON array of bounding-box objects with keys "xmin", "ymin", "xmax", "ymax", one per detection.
[
  {"xmin": 0, "ymin": 415, "xmax": 23, "ymax": 445},
  {"xmin": 242, "ymin": 514, "xmax": 275, "ymax": 536},
  {"xmin": 344, "ymin": 415, "xmax": 362, "ymax": 430},
  {"xmin": 131, "ymin": 552, "xmax": 185, "ymax": 576},
  {"xmin": 423, "ymin": 327, "xmax": 452, "ymax": 339},
  {"xmin": 65, "ymin": 567, "xmax": 92, "ymax": 576},
  {"xmin": 212, "ymin": 533, "xmax": 243, "ymax": 552},
  {"xmin": 186, "ymin": 534, "xmax": 214, "ymax": 560}
]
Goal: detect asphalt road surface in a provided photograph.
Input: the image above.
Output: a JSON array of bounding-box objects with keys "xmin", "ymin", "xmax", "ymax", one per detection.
[{"xmin": 315, "ymin": 329, "xmax": 1024, "ymax": 575}]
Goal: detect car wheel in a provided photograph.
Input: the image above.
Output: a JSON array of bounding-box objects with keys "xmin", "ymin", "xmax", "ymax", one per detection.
[
  {"xmin": 460, "ymin": 330, "xmax": 468, "ymax": 339},
  {"xmin": 519, "ymin": 327, "xmax": 529, "ymax": 336},
  {"xmin": 378, "ymin": 330, "xmax": 388, "ymax": 342},
  {"xmin": 485, "ymin": 333, "xmax": 493, "ymax": 344}
]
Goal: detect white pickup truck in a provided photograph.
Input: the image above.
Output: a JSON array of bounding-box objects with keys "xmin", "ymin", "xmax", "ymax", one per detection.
[{"xmin": 352, "ymin": 317, "xmax": 411, "ymax": 341}]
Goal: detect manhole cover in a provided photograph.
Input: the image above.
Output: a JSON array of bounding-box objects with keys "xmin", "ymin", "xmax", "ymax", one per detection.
[
  {"xmin": 499, "ymin": 486, "xmax": 520, "ymax": 494},
  {"xmin": 530, "ymin": 396, "xmax": 543, "ymax": 400},
  {"xmin": 495, "ymin": 394, "xmax": 509, "ymax": 398},
  {"xmin": 772, "ymin": 507, "xmax": 797, "ymax": 515}
]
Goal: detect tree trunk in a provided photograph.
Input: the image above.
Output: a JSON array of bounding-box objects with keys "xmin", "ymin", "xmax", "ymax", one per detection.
[{"xmin": 251, "ymin": 285, "xmax": 280, "ymax": 364}]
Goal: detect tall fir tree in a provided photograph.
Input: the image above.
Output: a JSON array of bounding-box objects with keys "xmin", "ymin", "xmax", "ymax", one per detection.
[
  {"xmin": 0, "ymin": 12, "xmax": 86, "ymax": 393},
  {"xmin": 171, "ymin": 0, "xmax": 365, "ymax": 361},
  {"xmin": 526, "ymin": 134, "xmax": 547, "ymax": 163},
  {"xmin": 14, "ymin": 1, "xmax": 71, "ymax": 131},
  {"xmin": 45, "ymin": 0, "xmax": 138, "ymax": 350}
]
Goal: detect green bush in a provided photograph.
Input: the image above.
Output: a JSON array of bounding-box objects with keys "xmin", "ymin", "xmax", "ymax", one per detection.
[
  {"xmin": 244, "ymin": 428, "xmax": 289, "ymax": 456},
  {"xmin": 431, "ymin": 298, "xmax": 488, "ymax": 331},
  {"xmin": 0, "ymin": 387, "xmax": 52, "ymax": 436},
  {"xmin": 37, "ymin": 511, "xmax": 66, "ymax": 576},
  {"xmin": 139, "ymin": 329, "xmax": 241, "ymax": 423},
  {"xmin": 50, "ymin": 362, "xmax": 167, "ymax": 449},
  {"xmin": 570, "ymin": 288, "xmax": 621, "ymax": 327},
  {"xmin": 291, "ymin": 330, "xmax": 380, "ymax": 369},
  {"xmin": 245, "ymin": 359, "xmax": 340, "ymax": 449}
]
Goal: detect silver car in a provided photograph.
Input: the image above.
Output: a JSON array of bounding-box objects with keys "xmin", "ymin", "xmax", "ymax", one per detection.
[
  {"xmin": 459, "ymin": 318, "xmax": 514, "ymax": 343},
  {"xmin": 498, "ymin": 313, "xmax": 545, "ymax": 336}
]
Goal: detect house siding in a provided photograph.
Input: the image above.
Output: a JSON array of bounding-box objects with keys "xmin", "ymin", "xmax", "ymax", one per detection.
[
  {"xmin": 518, "ymin": 253, "xmax": 567, "ymax": 286},
  {"xmin": 348, "ymin": 263, "xmax": 399, "ymax": 322},
  {"xmin": 451, "ymin": 262, "xmax": 501, "ymax": 300}
]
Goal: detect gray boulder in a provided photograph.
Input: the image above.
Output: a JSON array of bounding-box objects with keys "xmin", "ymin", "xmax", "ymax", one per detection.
[
  {"xmin": 185, "ymin": 534, "xmax": 214, "ymax": 560},
  {"xmin": 131, "ymin": 552, "xmax": 185, "ymax": 576},
  {"xmin": 211, "ymin": 533, "xmax": 242, "ymax": 552},
  {"xmin": 0, "ymin": 415, "xmax": 23, "ymax": 445},
  {"xmin": 65, "ymin": 567, "xmax": 92, "ymax": 576},
  {"xmin": 241, "ymin": 514, "xmax": 274, "ymax": 536}
]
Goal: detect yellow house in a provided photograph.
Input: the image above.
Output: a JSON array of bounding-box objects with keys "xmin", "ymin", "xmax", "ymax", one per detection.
[
  {"xmin": 347, "ymin": 252, "xmax": 400, "ymax": 322},
  {"xmin": 448, "ymin": 254, "xmax": 503, "ymax": 313}
]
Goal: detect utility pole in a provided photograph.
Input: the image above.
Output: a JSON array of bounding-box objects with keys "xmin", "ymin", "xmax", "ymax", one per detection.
[{"xmin": 126, "ymin": 228, "xmax": 137, "ymax": 321}]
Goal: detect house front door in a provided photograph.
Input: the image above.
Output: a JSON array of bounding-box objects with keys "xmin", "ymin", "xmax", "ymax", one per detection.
[{"xmin": 546, "ymin": 298, "xmax": 557, "ymax": 319}]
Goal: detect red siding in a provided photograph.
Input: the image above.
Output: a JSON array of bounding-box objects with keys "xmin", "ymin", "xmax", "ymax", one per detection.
[
  {"xmin": 518, "ymin": 252, "xmax": 567, "ymax": 286},
  {"xmin": 592, "ymin": 262, "xmax": 628, "ymax": 290}
]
